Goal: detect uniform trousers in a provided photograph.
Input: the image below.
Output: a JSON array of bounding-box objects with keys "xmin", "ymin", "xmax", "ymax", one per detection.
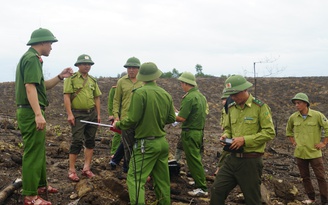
[
  {"xmin": 296, "ymin": 157, "xmax": 328, "ymax": 203},
  {"xmin": 110, "ymin": 133, "xmax": 121, "ymax": 155},
  {"xmin": 17, "ymin": 108, "xmax": 47, "ymax": 196},
  {"xmin": 210, "ymin": 154, "xmax": 263, "ymax": 205},
  {"xmin": 181, "ymin": 129, "xmax": 207, "ymax": 191},
  {"xmin": 127, "ymin": 137, "xmax": 171, "ymax": 205}
]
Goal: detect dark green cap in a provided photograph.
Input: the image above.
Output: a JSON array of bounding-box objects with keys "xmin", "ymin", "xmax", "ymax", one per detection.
[
  {"xmin": 136, "ymin": 62, "xmax": 162, "ymax": 81},
  {"xmin": 27, "ymin": 28, "xmax": 58, "ymax": 45},
  {"xmin": 74, "ymin": 54, "xmax": 94, "ymax": 66}
]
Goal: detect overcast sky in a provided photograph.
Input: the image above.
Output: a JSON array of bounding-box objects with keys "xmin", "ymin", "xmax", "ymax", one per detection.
[{"xmin": 1, "ymin": 0, "xmax": 327, "ymax": 82}]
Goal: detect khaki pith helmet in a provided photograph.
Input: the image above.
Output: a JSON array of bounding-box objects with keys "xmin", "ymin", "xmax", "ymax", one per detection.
[
  {"xmin": 178, "ymin": 72, "xmax": 197, "ymax": 86},
  {"xmin": 136, "ymin": 62, "xmax": 162, "ymax": 81},
  {"xmin": 224, "ymin": 75, "xmax": 253, "ymax": 95},
  {"xmin": 124, "ymin": 57, "xmax": 140, "ymax": 68},
  {"xmin": 291, "ymin": 93, "xmax": 310, "ymax": 107},
  {"xmin": 74, "ymin": 54, "xmax": 94, "ymax": 66},
  {"xmin": 27, "ymin": 28, "xmax": 58, "ymax": 45}
]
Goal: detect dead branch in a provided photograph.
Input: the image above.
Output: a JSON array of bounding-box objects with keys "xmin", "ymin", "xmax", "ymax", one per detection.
[{"xmin": 0, "ymin": 178, "xmax": 22, "ymax": 204}]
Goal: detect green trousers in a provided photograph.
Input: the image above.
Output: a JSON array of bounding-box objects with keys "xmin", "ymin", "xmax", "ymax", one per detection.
[
  {"xmin": 210, "ymin": 154, "xmax": 263, "ymax": 205},
  {"xmin": 181, "ymin": 130, "xmax": 207, "ymax": 191},
  {"xmin": 17, "ymin": 108, "xmax": 47, "ymax": 196},
  {"xmin": 110, "ymin": 133, "xmax": 121, "ymax": 155},
  {"xmin": 127, "ymin": 137, "xmax": 171, "ymax": 205}
]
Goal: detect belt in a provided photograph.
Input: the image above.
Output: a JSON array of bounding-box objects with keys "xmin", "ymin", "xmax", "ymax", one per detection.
[
  {"xmin": 232, "ymin": 152, "xmax": 263, "ymax": 158},
  {"xmin": 17, "ymin": 104, "xmax": 45, "ymax": 111},
  {"xmin": 182, "ymin": 128, "xmax": 204, "ymax": 131},
  {"xmin": 71, "ymin": 107, "xmax": 95, "ymax": 113}
]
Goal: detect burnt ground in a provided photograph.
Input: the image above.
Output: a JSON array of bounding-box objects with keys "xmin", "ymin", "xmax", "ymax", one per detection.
[{"xmin": 1, "ymin": 76, "xmax": 328, "ymax": 205}]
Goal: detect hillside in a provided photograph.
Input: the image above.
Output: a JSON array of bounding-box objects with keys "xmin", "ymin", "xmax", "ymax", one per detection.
[{"xmin": 1, "ymin": 76, "xmax": 328, "ymax": 205}]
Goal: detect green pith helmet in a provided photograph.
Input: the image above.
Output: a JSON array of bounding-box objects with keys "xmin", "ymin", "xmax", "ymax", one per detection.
[
  {"xmin": 27, "ymin": 28, "xmax": 58, "ymax": 45},
  {"xmin": 124, "ymin": 57, "xmax": 140, "ymax": 68},
  {"xmin": 178, "ymin": 72, "xmax": 197, "ymax": 86},
  {"xmin": 224, "ymin": 75, "xmax": 253, "ymax": 95},
  {"xmin": 136, "ymin": 62, "xmax": 162, "ymax": 81},
  {"xmin": 74, "ymin": 54, "xmax": 94, "ymax": 66},
  {"xmin": 291, "ymin": 92, "xmax": 310, "ymax": 107}
]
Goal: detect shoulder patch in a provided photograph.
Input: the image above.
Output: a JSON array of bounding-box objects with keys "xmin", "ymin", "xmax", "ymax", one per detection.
[
  {"xmin": 253, "ymin": 98, "xmax": 264, "ymax": 107},
  {"xmin": 88, "ymin": 75, "xmax": 97, "ymax": 82},
  {"xmin": 71, "ymin": 73, "xmax": 78, "ymax": 79}
]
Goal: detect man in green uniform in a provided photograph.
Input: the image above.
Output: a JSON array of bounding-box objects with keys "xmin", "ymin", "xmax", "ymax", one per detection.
[
  {"xmin": 286, "ymin": 93, "xmax": 328, "ymax": 205},
  {"xmin": 64, "ymin": 54, "xmax": 102, "ymax": 182},
  {"xmin": 16, "ymin": 27, "xmax": 73, "ymax": 205},
  {"xmin": 108, "ymin": 85, "xmax": 121, "ymax": 156},
  {"xmin": 111, "ymin": 57, "xmax": 143, "ymax": 172},
  {"xmin": 114, "ymin": 62, "xmax": 176, "ymax": 205},
  {"xmin": 210, "ymin": 75, "xmax": 275, "ymax": 205},
  {"xmin": 176, "ymin": 72, "xmax": 209, "ymax": 197}
]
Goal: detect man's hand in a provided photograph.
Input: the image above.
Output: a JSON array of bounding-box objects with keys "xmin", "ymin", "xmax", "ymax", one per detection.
[
  {"xmin": 67, "ymin": 113, "xmax": 75, "ymax": 126},
  {"xmin": 35, "ymin": 114, "xmax": 46, "ymax": 131},
  {"xmin": 59, "ymin": 67, "xmax": 74, "ymax": 79},
  {"xmin": 229, "ymin": 136, "xmax": 245, "ymax": 150}
]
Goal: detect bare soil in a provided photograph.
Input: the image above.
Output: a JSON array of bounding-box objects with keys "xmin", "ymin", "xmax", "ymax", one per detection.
[{"xmin": 1, "ymin": 76, "xmax": 328, "ymax": 205}]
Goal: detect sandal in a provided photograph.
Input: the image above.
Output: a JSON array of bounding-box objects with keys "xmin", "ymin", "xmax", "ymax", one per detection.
[
  {"xmin": 38, "ymin": 185, "xmax": 58, "ymax": 194},
  {"xmin": 302, "ymin": 199, "xmax": 315, "ymax": 204},
  {"xmin": 82, "ymin": 170, "xmax": 95, "ymax": 178},
  {"xmin": 24, "ymin": 195, "xmax": 52, "ymax": 205},
  {"xmin": 68, "ymin": 171, "xmax": 80, "ymax": 182}
]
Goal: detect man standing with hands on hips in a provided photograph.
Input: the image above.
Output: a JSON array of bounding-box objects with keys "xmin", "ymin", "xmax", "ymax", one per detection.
[
  {"xmin": 286, "ymin": 93, "xmax": 328, "ymax": 205},
  {"xmin": 16, "ymin": 27, "xmax": 73, "ymax": 205}
]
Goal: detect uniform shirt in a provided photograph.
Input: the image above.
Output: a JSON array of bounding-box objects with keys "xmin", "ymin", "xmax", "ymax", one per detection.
[
  {"xmin": 178, "ymin": 87, "xmax": 208, "ymax": 130},
  {"xmin": 220, "ymin": 107, "xmax": 227, "ymax": 126},
  {"xmin": 116, "ymin": 82, "xmax": 176, "ymax": 139},
  {"xmin": 223, "ymin": 94, "xmax": 275, "ymax": 153},
  {"xmin": 113, "ymin": 75, "xmax": 143, "ymax": 120},
  {"xmin": 107, "ymin": 86, "xmax": 116, "ymax": 115},
  {"xmin": 63, "ymin": 71, "xmax": 102, "ymax": 109},
  {"xmin": 286, "ymin": 108, "xmax": 328, "ymax": 159},
  {"xmin": 15, "ymin": 47, "xmax": 48, "ymax": 106}
]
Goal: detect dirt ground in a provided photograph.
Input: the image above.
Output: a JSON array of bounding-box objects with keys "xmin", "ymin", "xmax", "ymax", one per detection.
[{"xmin": 1, "ymin": 76, "xmax": 328, "ymax": 205}]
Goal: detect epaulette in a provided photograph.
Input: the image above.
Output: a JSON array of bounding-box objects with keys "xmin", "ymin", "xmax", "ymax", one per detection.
[
  {"xmin": 182, "ymin": 92, "xmax": 189, "ymax": 99},
  {"xmin": 253, "ymin": 98, "xmax": 264, "ymax": 107},
  {"xmin": 112, "ymin": 85, "xmax": 117, "ymax": 88},
  {"xmin": 228, "ymin": 101, "xmax": 236, "ymax": 108},
  {"xmin": 70, "ymin": 73, "xmax": 78, "ymax": 79},
  {"xmin": 88, "ymin": 75, "xmax": 97, "ymax": 82}
]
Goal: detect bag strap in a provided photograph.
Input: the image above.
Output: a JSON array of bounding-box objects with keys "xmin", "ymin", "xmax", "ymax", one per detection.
[{"xmin": 70, "ymin": 77, "xmax": 88, "ymax": 102}]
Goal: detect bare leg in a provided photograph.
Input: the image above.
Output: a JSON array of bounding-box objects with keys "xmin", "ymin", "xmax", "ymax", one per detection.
[
  {"xmin": 69, "ymin": 153, "xmax": 78, "ymax": 172},
  {"xmin": 83, "ymin": 148, "xmax": 94, "ymax": 171}
]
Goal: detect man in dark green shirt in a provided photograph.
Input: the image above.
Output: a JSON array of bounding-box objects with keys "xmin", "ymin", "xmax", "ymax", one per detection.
[
  {"xmin": 176, "ymin": 72, "xmax": 208, "ymax": 197},
  {"xmin": 114, "ymin": 62, "xmax": 176, "ymax": 205},
  {"xmin": 16, "ymin": 28, "xmax": 73, "ymax": 205}
]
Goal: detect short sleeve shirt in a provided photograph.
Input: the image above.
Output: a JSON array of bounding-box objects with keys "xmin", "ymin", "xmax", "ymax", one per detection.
[
  {"xmin": 15, "ymin": 47, "xmax": 48, "ymax": 106},
  {"xmin": 286, "ymin": 108, "xmax": 328, "ymax": 159},
  {"xmin": 63, "ymin": 72, "xmax": 102, "ymax": 109},
  {"xmin": 178, "ymin": 87, "xmax": 207, "ymax": 130},
  {"xmin": 223, "ymin": 94, "xmax": 275, "ymax": 153}
]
